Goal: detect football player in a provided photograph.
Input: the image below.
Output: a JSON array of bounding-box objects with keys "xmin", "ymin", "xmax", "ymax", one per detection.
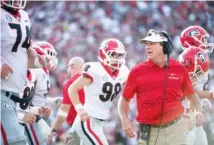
[
  {"xmin": 181, "ymin": 26, "xmax": 214, "ymax": 101},
  {"xmin": 179, "ymin": 47, "xmax": 211, "ymax": 145},
  {"xmin": 47, "ymin": 57, "xmax": 85, "ymax": 145},
  {"xmin": 30, "ymin": 41, "xmax": 59, "ymax": 107},
  {"xmin": 22, "ymin": 41, "xmax": 59, "ymax": 145},
  {"xmin": 17, "ymin": 69, "xmax": 37, "ymax": 125},
  {"xmin": 1, "ymin": 1, "xmax": 51, "ymax": 145},
  {"xmin": 17, "ymin": 69, "xmax": 53, "ymax": 145},
  {"xmin": 68, "ymin": 38, "xmax": 129, "ymax": 145}
]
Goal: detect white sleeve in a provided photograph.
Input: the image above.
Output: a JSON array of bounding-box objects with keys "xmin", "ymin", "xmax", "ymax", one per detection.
[
  {"xmin": 194, "ymin": 73, "xmax": 209, "ymax": 90},
  {"xmin": 82, "ymin": 62, "xmax": 97, "ymax": 83}
]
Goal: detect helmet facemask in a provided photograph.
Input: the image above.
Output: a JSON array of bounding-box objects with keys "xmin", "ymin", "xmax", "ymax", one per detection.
[
  {"xmin": 99, "ymin": 48, "xmax": 126, "ymax": 70},
  {"xmin": 199, "ymin": 36, "xmax": 214, "ymax": 53},
  {"xmin": 185, "ymin": 34, "xmax": 214, "ymax": 53},
  {"xmin": 188, "ymin": 56, "xmax": 207, "ymax": 85},
  {"xmin": 104, "ymin": 50, "xmax": 126, "ymax": 70},
  {"xmin": 2, "ymin": 0, "xmax": 27, "ymax": 9},
  {"xmin": 98, "ymin": 38, "xmax": 126, "ymax": 70},
  {"xmin": 33, "ymin": 43, "xmax": 59, "ymax": 71},
  {"xmin": 46, "ymin": 48, "xmax": 59, "ymax": 70}
]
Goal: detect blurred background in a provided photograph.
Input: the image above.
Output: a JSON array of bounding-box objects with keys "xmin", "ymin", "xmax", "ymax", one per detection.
[{"xmin": 26, "ymin": 1, "xmax": 214, "ymax": 145}]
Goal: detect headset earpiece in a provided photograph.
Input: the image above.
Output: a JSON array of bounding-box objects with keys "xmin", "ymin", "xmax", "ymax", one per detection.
[{"xmin": 160, "ymin": 31, "xmax": 173, "ymax": 56}]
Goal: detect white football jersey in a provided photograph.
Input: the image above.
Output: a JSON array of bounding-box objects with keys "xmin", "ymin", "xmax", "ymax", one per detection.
[
  {"xmin": 194, "ymin": 72, "xmax": 209, "ymax": 91},
  {"xmin": 82, "ymin": 62, "xmax": 129, "ymax": 120},
  {"xmin": 30, "ymin": 68, "xmax": 50, "ymax": 107},
  {"xmin": 16, "ymin": 70, "xmax": 37, "ymax": 112},
  {"xmin": 1, "ymin": 8, "xmax": 31, "ymax": 94}
]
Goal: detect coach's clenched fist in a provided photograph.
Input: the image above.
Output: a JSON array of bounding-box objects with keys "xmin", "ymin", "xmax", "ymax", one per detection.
[{"xmin": 1, "ymin": 63, "xmax": 13, "ymax": 80}]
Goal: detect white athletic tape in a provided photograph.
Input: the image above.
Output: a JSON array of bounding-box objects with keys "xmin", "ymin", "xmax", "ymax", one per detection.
[
  {"xmin": 74, "ymin": 104, "xmax": 83, "ymax": 110},
  {"xmin": 57, "ymin": 108, "xmax": 68, "ymax": 118}
]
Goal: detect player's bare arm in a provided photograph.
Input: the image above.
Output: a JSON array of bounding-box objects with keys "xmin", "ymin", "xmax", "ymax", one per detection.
[
  {"xmin": 51, "ymin": 104, "xmax": 71, "ymax": 130},
  {"xmin": 47, "ymin": 104, "xmax": 71, "ymax": 144},
  {"xmin": 195, "ymin": 89, "xmax": 214, "ymax": 99},
  {"xmin": 68, "ymin": 75, "xmax": 91, "ymax": 121}
]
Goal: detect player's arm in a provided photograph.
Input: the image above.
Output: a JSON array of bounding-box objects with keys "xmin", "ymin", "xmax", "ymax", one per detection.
[
  {"xmin": 195, "ymin": 89, "xmax": 213, "ymax": 99},
  {"xmin": 68, "ymin": 75, "xmax": 91, "ymax": 121},
  {"xmin": 51, "ymin": 104, "xmax": 71, "ymax": 131},
  {"xmin": 68, "ymin": 76, "xmax": 91, "ymax": 107},
  {"xmin": 27, "ymin": 47, "xmax": 40, "ymax": 68},
  {"xmin": 193, "ymin": 73, "xmax": 213, "ymax": 99}
]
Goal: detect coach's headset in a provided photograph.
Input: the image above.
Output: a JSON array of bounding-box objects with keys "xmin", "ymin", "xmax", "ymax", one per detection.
[
  {"xmin": 140, "ymin": 30, "xmax": 173, "ymax": 56},
  {"xmin": 160, "ymin": 31, "xmax": 173, "ymax": 56}
]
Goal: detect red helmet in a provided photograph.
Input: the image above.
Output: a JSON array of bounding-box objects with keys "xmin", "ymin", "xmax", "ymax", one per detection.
[
  {"xmin": 32, "ymin": 41, "xmax": 58, "ymax": 70},
  {"xmin": 180, "ymin": 26, "xmax": 213, "ymax": 52},
  {"xmin": 98, "ymin": 38, "xmax": 126, "ymax": 70},
  {"xmin": 1, "ymin": 0, "xmax": 27, "ymax": 9},
  {"xmin": 179, "ymin": 47, "xmax": 210, "ymax": 84}
]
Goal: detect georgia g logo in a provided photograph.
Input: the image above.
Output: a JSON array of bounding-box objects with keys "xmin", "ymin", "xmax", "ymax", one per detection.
[
  {"xmin": 189, "ymin": 30, "xmax": 200, "ymax": 36},
  {"xmin": 197, "ymin": 52, "xmax": 206, "ymax": 62}
]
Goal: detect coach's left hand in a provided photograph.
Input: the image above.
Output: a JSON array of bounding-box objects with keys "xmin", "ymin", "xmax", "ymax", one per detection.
[{"xmin": 121, "ymin": 118, "xmax": 136, "ymax": 138}]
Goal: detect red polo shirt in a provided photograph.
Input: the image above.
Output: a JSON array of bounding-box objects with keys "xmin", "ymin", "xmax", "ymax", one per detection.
[
  {"xmin": 122, "ymin": 59, "xmax": 194, "ymax": 125},
  {"xmin": 62, "ymin": 74, "xmax": 85, "ymax": 125}
]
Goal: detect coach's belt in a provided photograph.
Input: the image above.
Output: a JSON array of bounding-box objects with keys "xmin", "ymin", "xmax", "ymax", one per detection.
[{"xmin": 151, "ymin": 116, "xmax": 182, "ymax": 128}]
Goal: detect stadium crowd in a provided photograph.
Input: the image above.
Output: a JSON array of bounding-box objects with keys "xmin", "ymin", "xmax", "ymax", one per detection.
[{"xmin": 26, "ymin": 1, "xmax": 214, "ymax": 145}]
